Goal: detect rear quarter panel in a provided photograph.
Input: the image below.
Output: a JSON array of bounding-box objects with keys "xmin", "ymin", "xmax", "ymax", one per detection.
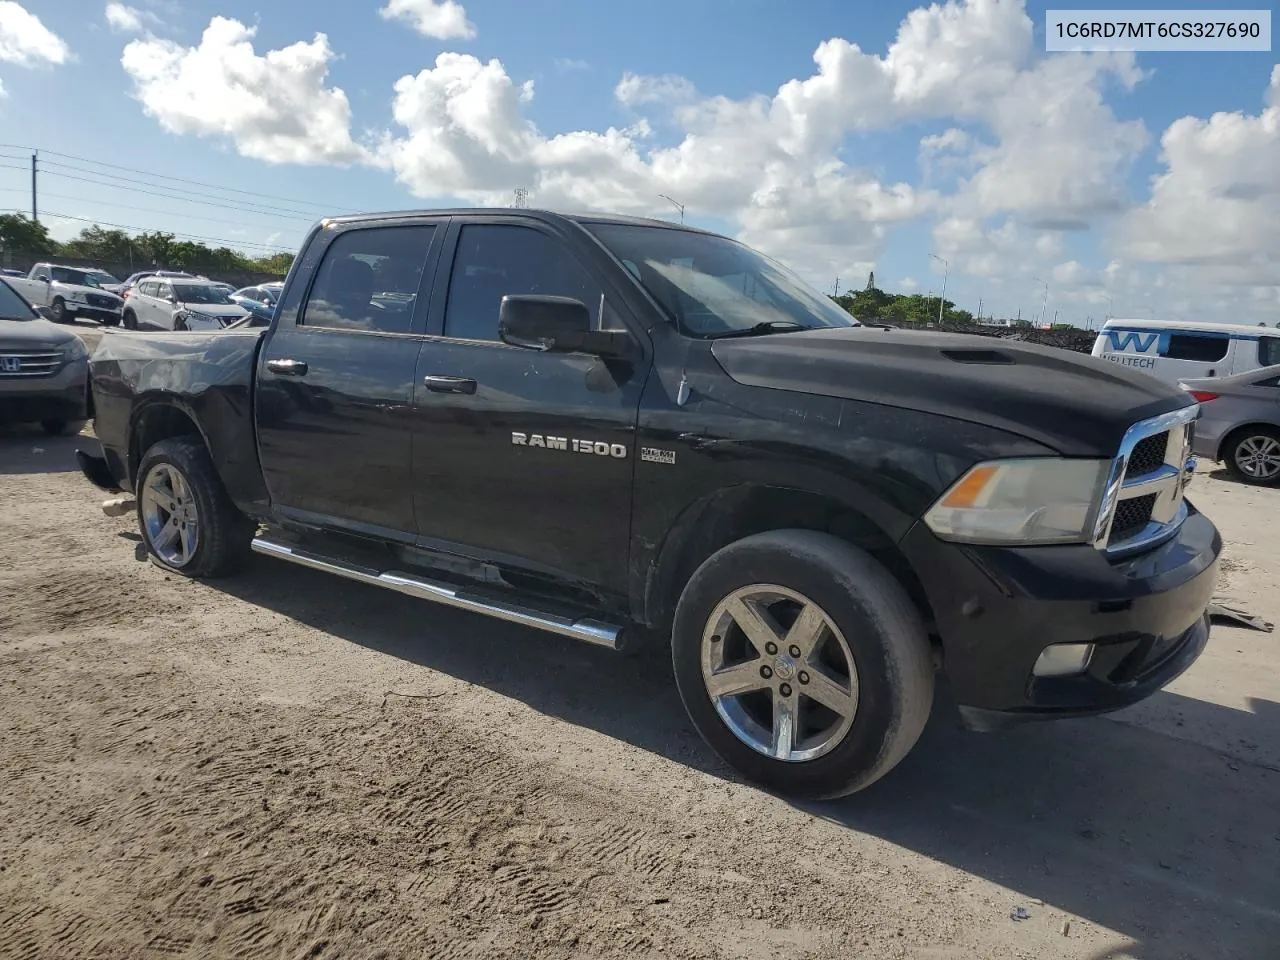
[{"xmin": 90, "ymin": 330, "xmax": 269, "ymax": 515}]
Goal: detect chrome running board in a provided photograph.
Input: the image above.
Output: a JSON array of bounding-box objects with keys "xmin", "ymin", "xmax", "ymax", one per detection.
[{"xmin": 251, "ymin": 537, "xmax": 626, "ymax": 651}]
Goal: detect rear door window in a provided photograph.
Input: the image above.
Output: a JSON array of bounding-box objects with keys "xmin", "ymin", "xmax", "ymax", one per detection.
[
  {"xmin": 1163, "ymin": 334, "xmax": 1228, "ymax": 363},
  {"xmin": 1258, "ymin": 336, "xmax": 1280, "ymax": 367},
  {"xmin": 301, "ymin": 225, "xmax": 436, "ymax": 334}
]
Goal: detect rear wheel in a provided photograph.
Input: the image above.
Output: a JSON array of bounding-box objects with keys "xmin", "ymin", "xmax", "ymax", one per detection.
[
  {"xmin": 1224, "ymin": 426, "xmax": 1280, "ymax": 486},
  {"xmin": 671, "ymin": 530, "xmax": 934, "ymax": 799},
  {"xmin": 136, "ymin": 437, "xmax": 253, "ymax": 578}
]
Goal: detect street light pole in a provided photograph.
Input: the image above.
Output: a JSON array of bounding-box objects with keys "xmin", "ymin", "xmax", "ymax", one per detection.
[
  {"xmin": 658, "ymin": 194, "xmax": 685, "ymax": 223},
  {"xmin": 929, "ymin": 254, "xmax": 948, "ymax": 324},
  {"xmin": 1032, "ymin": 276, "xmax": 1049, "ymax": 327}
]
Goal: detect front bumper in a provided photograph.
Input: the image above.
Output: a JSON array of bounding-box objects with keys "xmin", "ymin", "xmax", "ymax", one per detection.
[
  {"xmin": 67, "ymin": 303, "xmax": 123, "ymax": 323},
  {"xmin": 0, "ymin": 356, "xmax": 89, "ymax": 424},
  {"xmin": 899, "ymin": 504, "xmax": 1220, "ymax": 727}
]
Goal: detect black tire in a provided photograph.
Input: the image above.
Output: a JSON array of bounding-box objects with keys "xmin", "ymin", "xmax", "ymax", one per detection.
[
  {"xmin": 50, "ymin": 298, "xmax": 67, "ymax": 323},
  {"xmin": 41, "ymin": 418, "xmax": 86, "ymax": 436},
  {"xmin": 101, "ymin": 315, "xmax": 120, "ymax": 327},
  {"xmin": 672, "ymin": 530, "xmax": 934, "ymax": 799},
  {"xmin": 172, "ymin": 313, "xmax": 188, "ymax": 332},
  {"xmin": 122, "ymin": 309, "xmax": 137, "ymax": 330},
  {"xmin": 136, "ymin": 437, "xmax": 253, "ymax": 578},
  {"xmin": 1222, "ymin": 425, "xmax": 1280, "ymax": 487}
]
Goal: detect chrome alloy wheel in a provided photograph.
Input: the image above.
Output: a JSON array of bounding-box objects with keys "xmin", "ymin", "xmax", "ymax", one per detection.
[
  {"xmin": 1234, "ymin": 435, "xmax": 1280, "ymax": 481},
  {"xmin": 700, "ymin": 584, "xmax": 859, "ymax": 762},
  {"xmin": 140, "ymin": 462, "xmax": 200, "ymax": 567}
]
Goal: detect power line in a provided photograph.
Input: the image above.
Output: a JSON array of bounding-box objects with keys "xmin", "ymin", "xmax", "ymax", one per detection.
[
  {"xmin": 39, "ymin": 169, "xmax": 320, "ymax": 223},
  {"xmin": 0, "ymin": 187, "xmax": 310, "ymax": 231},
  {"xmin": 7, "ymin": 208, "xmax": 294, "ymax": 253},
  {"xmin": 0, "ymin": 143, "xmax": 343, "ymax": 212},
  {"xmin": 39, "ymin": 159, "xmax": 331, "ymax": 218}
]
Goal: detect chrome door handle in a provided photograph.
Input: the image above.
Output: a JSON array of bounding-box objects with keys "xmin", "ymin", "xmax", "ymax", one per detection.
[
  {"xmin": 266, "ymin": 358, "xmax": 308, "ymax": 376},
  {"xmin": 423, "ymin": 375, "xmax": 477, "ymax": 395}
]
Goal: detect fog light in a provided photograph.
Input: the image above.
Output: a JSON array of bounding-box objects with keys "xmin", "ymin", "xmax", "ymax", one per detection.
[{"xmin": 1033, "ymin": 643, "xmax": 1095, "ymax": 678}]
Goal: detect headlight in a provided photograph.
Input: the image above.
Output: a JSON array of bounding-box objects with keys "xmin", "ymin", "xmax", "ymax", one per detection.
[
  {"xmin": 60, "ymin": 336, "xmax": 88, "ymax": 360},
  {"xmin": 923, "ymin": 458, "xmax": 1110, "ymax": 545}
]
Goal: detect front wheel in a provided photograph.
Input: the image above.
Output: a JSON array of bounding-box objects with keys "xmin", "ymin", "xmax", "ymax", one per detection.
[
  {"xmin": 672, "ymin": 530, "xmax": 934, "ymax": 799},
  {"xmin": 122, "ymin": 309, "xmax": 137, "ymax": 330},
  {"xmin": 1224, "ymin": 426, "xmax": 1280, "ymax": 486},
  {"xmin": 136, "ymin": 437, "xmax": 253, "ymax": 578},
  {"xmin": 101, "ymin": 315, "xmax": 120, "ymax": 327},
  {"xmin": 50, "ymin": 298, "xmax": 67, "ymax": 323}
]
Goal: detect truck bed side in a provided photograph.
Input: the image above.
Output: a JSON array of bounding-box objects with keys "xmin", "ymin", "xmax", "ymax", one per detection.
[{"xmin": 90, "ymin": 329, "xmax": 271, "ymax": 517}]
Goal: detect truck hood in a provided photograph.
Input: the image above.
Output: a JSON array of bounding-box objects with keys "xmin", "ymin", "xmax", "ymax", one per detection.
[
  {"xmin": 710, "ymin": 327, "xmax": 1195, "ymax": 457},
  {"xmin": 55, "ymin": 282, "xmax": 122, "ymax": 303},
  {"xmin": 0, "ymin": 316, "xmax": 76, "ymax": 350}
]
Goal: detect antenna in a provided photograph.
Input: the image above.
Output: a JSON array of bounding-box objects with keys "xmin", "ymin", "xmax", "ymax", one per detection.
[{"xmin": 512, "ymin": 187, "xmax": 529, "ymax": 208}]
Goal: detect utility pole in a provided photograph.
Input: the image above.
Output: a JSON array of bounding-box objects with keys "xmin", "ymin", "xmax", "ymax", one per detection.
[
  {"xmin": 658, "ymin": 194, "xmax": 685, "ymax": 223},
  {"xmin": 31, "ymin": 151, "xmax": 37, "ymax": 222},
  {"xmin": 977, "ymin": 297, "xmax": 983, "ymax": 319},
  {"xmin": 833, "ymin": 277, "xmax": 840, "ymax": 297},
  {"xmin": 929, "ymin": 254, "xmax": 948, "ymax": 324}
]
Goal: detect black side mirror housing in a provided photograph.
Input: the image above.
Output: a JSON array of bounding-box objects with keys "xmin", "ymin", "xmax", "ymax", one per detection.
[{"xmin": 499, "ymin": 295, "xmax": 629, "ymax": 357}]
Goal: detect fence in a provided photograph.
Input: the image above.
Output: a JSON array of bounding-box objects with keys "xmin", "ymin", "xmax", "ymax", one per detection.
[{"xmin": 887, "ymin": 319, "xmax": 1099, "ymax": 354}]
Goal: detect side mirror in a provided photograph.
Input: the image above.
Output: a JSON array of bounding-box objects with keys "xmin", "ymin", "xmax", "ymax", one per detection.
[
  {"xmin": 35, "ymin": 305, "xmax": 55, "ymax": 321},
  {"xmin": 167, "ymin": 295, "xmax": 179, "ymax": 304},
  {"xmin": 499, "ymin": 295, "xmax": 628, "ymax": 357}
]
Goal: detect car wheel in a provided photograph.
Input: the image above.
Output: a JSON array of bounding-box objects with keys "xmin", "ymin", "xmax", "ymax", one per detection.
[
  {"xmin": 50, "ymin": 298, "xmax": 67, "ymax": 323},
  {"xmin": 1224, "ymin": 426, "xmax": 1280, "ymax": 486},
  {"xmin": 101, "ymin": 315, "xmax": 120, "ymax": 327},
  {"xmin": 136, "ymin": 437, "xmax": 254, "ymax": 578},
  {"xmin": 122, "ymin": 309, "xmax": 137, "ymax": 330},
  {"xmin": 671, "ymin": 529, "xmax": 934, "ymax": 799},
  {"xmin": 173, "ymin": 313, "xmax": 188, "ymax": 332},
  {"xmin": 41, "ymin": 419, "xmax": 86, "ymax": 436}
]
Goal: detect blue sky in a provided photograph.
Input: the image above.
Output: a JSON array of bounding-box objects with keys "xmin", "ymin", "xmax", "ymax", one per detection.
[{"xmin": 1, "ymin": 0, "xmax": 1277, "ymax": 325}]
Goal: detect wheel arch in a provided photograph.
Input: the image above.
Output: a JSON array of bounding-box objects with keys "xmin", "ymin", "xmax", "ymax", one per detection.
[
  {"xmin": 641, "ymin": 484, "xmax": 934, "ymax": 636},
  {"xmin": 1218, "ymin": 421, "xmax": 1280, "ymax": 462},
  {"xmin": 127, "ymin": 396, "xmax": 211, "ymax": 490}
]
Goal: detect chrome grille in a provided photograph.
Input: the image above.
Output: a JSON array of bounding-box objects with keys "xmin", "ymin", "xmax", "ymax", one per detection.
[
  {"xmin": 1125, "ymin": 432, "xmax": 1169, "ymax": 479},
  {"xmin": 1093, "ymin": 405, "xmax": 1197, "ymax": 557},
  {"xmin": 0, "ymin": 351, "xmax": 62, "ymax": 378}
]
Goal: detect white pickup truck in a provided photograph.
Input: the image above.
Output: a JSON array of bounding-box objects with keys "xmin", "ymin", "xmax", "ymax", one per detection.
[{"xmin": 8, "ymin": 263, "xmax": 125, "ymax": 326}]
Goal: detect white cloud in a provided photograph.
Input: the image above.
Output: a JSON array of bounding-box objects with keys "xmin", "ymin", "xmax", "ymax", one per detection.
[
  {"xmin": 615, "ymin": 72, "xmax": 697, "ymax": 107},
  {"xmin": 1051, "ymin": 260, "xmax": 1090, "ymax": 285},
  {"xmin": 0, "ymin": 1, "xmax": 70, "ymax": 66},
  {"xmin": 1035, "ymin": 233, "xmax": 1063, "ymax": 258},
  {"xmin": 380, "ymin": 0, "xmax": 475, "ymax": 41},
  {"xmin": 121, "ymin": 17, "xmax": 367, "ymax": 165},
  {"xmin": 0, "ymin": 78, "xmax": 6, "ymax": 98},
  {"xmin": 105, "ymin": 2, "xmax": 159, "ymax": 35},
  {"xmin": 1122, "ymin": 65, "xmax": 1280, "ymax": 278},
  {"xmin": 899, "ymin": 276, "xmax": 919, "ymax": 291},
  {"xmin": 554, "ymin": 58, "xmax": 589, "ymax": 73}
]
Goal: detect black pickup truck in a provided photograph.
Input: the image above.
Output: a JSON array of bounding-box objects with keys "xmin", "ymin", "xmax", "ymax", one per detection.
[{"xmin": 78, "ymin": 209, "xmax": 1219, "ymax": 797}]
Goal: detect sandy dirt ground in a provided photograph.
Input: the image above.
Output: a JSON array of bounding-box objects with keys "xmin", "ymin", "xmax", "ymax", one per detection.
[{"xmin": 1, "ymin": 410, "xmax": 1278, "ymax": 959}]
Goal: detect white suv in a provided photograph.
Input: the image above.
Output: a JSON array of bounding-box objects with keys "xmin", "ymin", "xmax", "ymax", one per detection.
[
  {"xmin": 9, "ymin": 263, "xmax": 125, "ymax": 325},
  {"xmin": 122, "ymin": 277, "xmax": 249, "ymax": 331}
]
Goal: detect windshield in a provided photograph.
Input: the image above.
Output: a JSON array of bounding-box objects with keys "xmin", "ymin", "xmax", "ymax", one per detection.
[
  {"xmin": 0, "ymin": 279, "xmax": 37, "ymax": 320},
  {"xmin": 174, "ymin": 284, "xmax": 234, "ymax": 305},
  {"xmin": 50, "ymin": 267, "xmax": 102, "ymax": 288},
  {"xmin": 585, "ymin": 223, "xmax": 855, "ymax": 338},
  {"xmin": 88, "ymin": 270, "xmax": 120, "ymax": 285}
]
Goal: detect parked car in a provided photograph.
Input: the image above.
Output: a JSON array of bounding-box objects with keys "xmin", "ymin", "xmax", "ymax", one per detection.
[
  {"xmin": 229, "ymin": 283, "xmax": 282, "ymax": 323},
  {"xmin": 1180, "ymin": 365, "xmax": 1280, "ymax": 485},
  {"xmin": 1, "ymin": 268, "xmax": 25, "ymax": 278},
  {"xmin": 119, "ymin": 270, "xmax": 198, "ymax": 300},
  {"xmin": 78, "ymin": 208, "xmax": 1218, "ymax": 799},
  {"xmin": 7, "ymin": 263, "xmax": 124, "ymax": 325},
  {"xmin": 1092, "ymin": 318, "xmax": 1280, "ymax": 384},
  {"xmin": 0, "ymin": 278, "xmax": 89, "ymax": 435},
  {"xmin": 121, "ymin": 277, "xmax": 249, "ymax": 331}
]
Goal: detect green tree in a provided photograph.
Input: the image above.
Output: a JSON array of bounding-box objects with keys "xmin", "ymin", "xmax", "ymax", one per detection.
[
  {"xmin": 0, "ymin": 214, "xmax": 58, "ymax": 255},
  {"xmin": 61, "ymin": 226, "xmax": 136, "ymax": 261}
]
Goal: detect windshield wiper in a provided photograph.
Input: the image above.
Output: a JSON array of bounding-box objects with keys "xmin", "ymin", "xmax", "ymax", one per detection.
[{"xmin": 712, "ymin": 320, "xmax": 810, "ymax": 339}]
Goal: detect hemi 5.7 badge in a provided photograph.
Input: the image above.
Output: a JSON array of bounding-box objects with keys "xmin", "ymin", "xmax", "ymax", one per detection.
[{"xmin": 640, "ymin": 447, "xmax": 676, "ymax": 465}]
